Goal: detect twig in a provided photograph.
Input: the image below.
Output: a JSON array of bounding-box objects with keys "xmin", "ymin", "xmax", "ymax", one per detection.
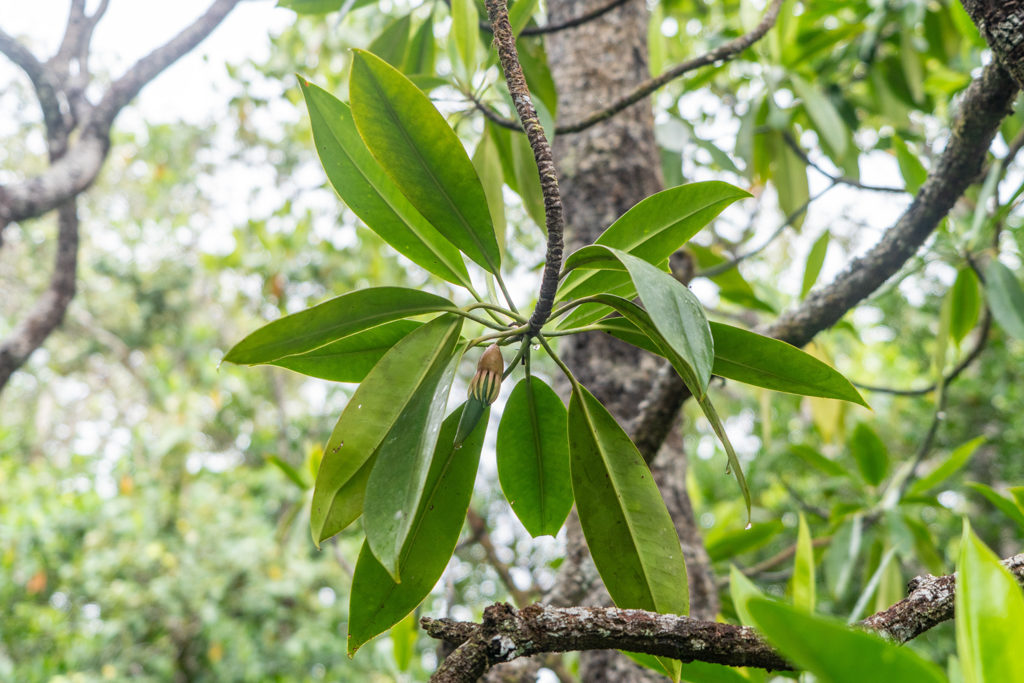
[
  {"xmin": 781, "ymin": 131, "xmax": 903, "ymax": 194},
  {"xmin": 853, "ymin": 309, "xmax": 991, "ymax": 396},
  {"xmin": 484, "ymin": 0, "xmax": 564, "ymax": 335},
  {"xmin": 696, "ymin": 181, "xmax": 838, "ymax": 279},
  {"xmin": 472, "ymin": 0, "xmax": 632, "ymax": 37},
  {"xmin": 556, "ymin": 0, "xmax": 783, "ymax": 134},
  {"xmin": 473, "ymin": 0, "xmax": 783, "ymax": 136},
  {"xmin": 630, "ymin": 64, "xmax": 1017, "ymax": 461}
]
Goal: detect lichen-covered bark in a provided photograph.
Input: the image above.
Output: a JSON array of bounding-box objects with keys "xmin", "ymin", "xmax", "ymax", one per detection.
[{"xmin": 960, "ymin": 0, "xmax": 1024, "ymax": 90}]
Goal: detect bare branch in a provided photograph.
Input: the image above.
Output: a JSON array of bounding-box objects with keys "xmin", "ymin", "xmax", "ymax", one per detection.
[
  {"xmin": 781, "ymin": 131, "xmax": 904, "ymax": 194},
  {"xmin": 959, "ymin": 1, "xmax": 1024, "ymax": 90},
  {"xmin": 0, "ymin": 28, "xmax": 67, "ymax": 139},
  {"xmin": 630, "ymin": 63, "xmax": 1017, "ymax": 457},
  {"xmin": 556, "ymin": 0, "xmax": 783, "ymax": 134},
  {"xmin": 0, "ymin": 200, "xmax": 80, "ymax": 391},
  {"xmin": 471, "ymin": 0, "xmax": 783, "ymax": 136},
  {"xmin": 92, "ymin": 0, "xmax": 243, "ymax": 127},
  {"xmin": 426, "ymin": 553, "xmax": 1024, "ymax": 680},
  {"xmin": 485, "ymin": 0, "xmax": 564, "ymax": 334},
  {"xmin": 424, "ymin": 603, "xmax": 791, "ymax": 682},
  {"xmin": 863, "ymin": 553, "xmax": 1024, "ymax": 642}
]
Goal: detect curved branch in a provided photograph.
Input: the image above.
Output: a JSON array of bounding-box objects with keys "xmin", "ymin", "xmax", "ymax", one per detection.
[
  {"xmin": 629, "ymin": 62, "xmax": 1017, "ymax": 463},
  {"xmin": 485, "ymin": 0, "xmax": 564, "ymax": 334},
  {"xmin": 92, "ymin": 0, "xmax": 242, "ymax": 127},
  {"xmin": 426, "ymin": 553, "xmax": 1024, "ymax": 680},
  {"xmin": 781, "ymin": 131, "xmax": 904, "ymax": 194},
  {"xmin": 0, "ymin": 199, "xmax": 79, "ymax": 391},
  {"xmin": 471, "ymin": 0, "xmax": 633, "ymax": 37}
]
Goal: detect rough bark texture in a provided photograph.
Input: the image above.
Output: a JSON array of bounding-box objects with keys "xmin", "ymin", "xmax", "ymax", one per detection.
[
  {"xmin": 960, "ymin": 0, "xmax": 1024, "ymax": 90},
  {"xmin": 425, "ymin": 553, "xmax": 1024, "ymax": 681}
]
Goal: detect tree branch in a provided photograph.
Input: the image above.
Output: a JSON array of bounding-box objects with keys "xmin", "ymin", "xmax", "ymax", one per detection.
[
  {"xmin": 959, "ymin": 1, "xmax": 1024, "ymax": 90},
  {"xmin": 0, "ymin": 199, "xmax": 80, "ymax": 391},
  {"xmin": 473, "ymin": 0, "xmax": 783, "ymax": 136},
  {"xmin": 629, "ymin": 62, "xmax": 1017, "ymax": 459},
  {"xmin": 471, "ymin": 0, "xmax": 633, "ymax": 37},
  {"xmin": 426, "ymin": 553, "xmax": 1024, "ymax": 681},
  {"xmin": 484, "ymin": 0, "xmax": 564, "ymax": 334},
  {"xmin": 424, "ymin": 603, "xmax": 791, "ymax": 682},
  {"xmin": 556, "ymin": 0, "xmax": 782, "ymax": 134},
  {"xmin": 92, "ymin": 0, "xmax": 242, "ymax": 127},
  {"xmin": 781, "ymin": 131, "xmax": 904, "ymax": 194}
]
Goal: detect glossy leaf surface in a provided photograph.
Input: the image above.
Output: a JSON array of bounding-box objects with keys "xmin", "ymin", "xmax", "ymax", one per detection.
[
  {"xmin": 349, "ymin": 49, "xmax": 501, "ymax": 274},
  {"xmin": 496, "ymin": 377, "xmax": 572, "ymax": 538},
  {"xmin": 270, "ymin": 320, "xmax": 420, "ymax": 382},
  {"xmin": 563, "ymin": 246, "xmax": 713, "ymax": 395},
  {"xmin": 299, "ymin": 81, "xmax": 471, "ymax": 288},
  {"xmin": 223, "ymin": 287, "xmax": 452, "ymax": 366},
  {"xmin": 709, "ymin": 322, "xmax": 867, "ymax": 406},
  {"xmin": 568, "ymin": 384, "xmax": 688, "ymax": 616},
  {"xmin": 955, "ymin": 522, "xmax": 1024, "ymax": 683},
  {"xmin": 348, "ymin": 403, "xmax": 488, "ymax": 654},
  {"xmin": 309, "ymin": 315, "xmax": 462, "ymax": 545},
  {"xmin": 557, "ymin": 181, "xmax": 749, "ymax": 303},
  {"xmin": 746, "ymin": 598, "xmax": 946, "ymax": 683}
]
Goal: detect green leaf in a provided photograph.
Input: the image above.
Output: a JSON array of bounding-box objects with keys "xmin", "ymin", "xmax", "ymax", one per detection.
[
  {"xmin": 824, "ymin": 514, "xmax": 863, "ymax": 600},
  {"xmin": 965, "ymin": 482, "xmax": 1024, "ymax": 531},
  {"xmin": 983, "ymin": 260, "xmax": 1024, "ymax": 341},
  {"xmin": 270, "ymin": 320, "xmax": 420, "ymax": 383},
  {"xmin": 562, "ymin": 246, "xmax": 714, "ymax": 396},
  {"xmin": 956, "ymin": 522, "xmax": 1024, "ymax": 683},
  {"xmin": 298, "ymin": 81, "xmax": 472, "ymax": 288},
  {"xmin": 347, "ymin": 402, "xmax": 488, "ymax": 654},
  {"xmin": 789, "ymin": 444, "xmax": 847, "ymax": 477},
  {"xmin": 801, "ymin": 230, "xmax": 830, "ymax": 298},
  {"xmin": 403, "ymin": 13, "xmax": 436, "ymax": 76},
  {"xmin": 363, "ymin": 327, "xmax": 464, "ymax": 579},
  {"xmin": 728, "ymin": 565, "xmax": 764, "ymax": 628},
  {"xmin": 849, "ymin": 422, "xmax": 889, "ymax": 486},
  {"xmin": 510, "ymin": 131, "xmax": 548, "ymax": 232},
  {"xmin": 267, "ymin": 455, "xmax": 310, "ymax": 490},
  {"xmin": 496, "ymin": 377, "xmax": 572, "ymax": 538},
  {"xmin": 893, "ymin": 135, "xmax": 928, "ymax": 194},
  {"xmin": 578, "ymin": 295, "xmax": 749, "ymax": 515},
  {"xmin": 224, "ymin": 287, "xmax": 452, "ymax": 366},
  {"xmin": 309, "ymin": 315, "xmax": 463, "ymax": 545},
  {"xmin": 390, "ymin": 611, "xmax": 418, "ymax": 671},
  {"xmin": 449, "ymin": 0, "xmax": 480, "ymax": 78},
  {"xmin": 791, "ymin": 512, "xmax": 816, "ymax": 612},
  {"xmin": 906, "ymin": 436, "xmax": 985, "ymax": 497},
  {"xmin": 472, "ymin": 130, "xmax": 507, "ymax": 260},
  {"xmin": 949, "ymin": 266, "xmax": 982, "ymax": 344},
  {"xmin": 557, "ymin": 181, "xmax": 750, "ymax": 304},
  {"xmin": 791, "ymin": 75, "xmax": 848, "ymax": 159},
  {"xmin": 349, "ymin": 49, "xmax": 501, "ymax": 274},
  {"xmin": 767, "ymin": 130, "xmax": 809, "ymax": 230},
  {"xmin": 710, "ymin": 322, "xmax": 868, "ymax": 406},
  {"xmin": 568, "ymin": 384, "xmax": 689, "ymax": 616},
  {"xmin": 367, "ymin": 14, "xmax": 411, "ymax": 67},
  {"xmin": 746, "ymin": 598, "xmax": 946, "ymax": 683}
]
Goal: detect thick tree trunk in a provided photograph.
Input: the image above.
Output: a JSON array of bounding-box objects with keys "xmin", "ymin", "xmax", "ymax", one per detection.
[{"xmin": 540, "ymin": 0, "xmax": 717, "ymax": 679}]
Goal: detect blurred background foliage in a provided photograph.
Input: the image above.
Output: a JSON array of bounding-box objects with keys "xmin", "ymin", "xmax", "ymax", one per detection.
[{"xmin": 1, "ymin": 0, "xmax": 1023, "ymax": 680}]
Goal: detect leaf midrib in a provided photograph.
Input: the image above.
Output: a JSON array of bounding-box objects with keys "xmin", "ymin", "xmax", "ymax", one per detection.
[{"xmin": 360, "ymin": 60, "xmax": 499, "ymax": 274}]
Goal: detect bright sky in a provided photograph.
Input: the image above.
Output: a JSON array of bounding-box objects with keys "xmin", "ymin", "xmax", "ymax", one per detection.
[{"xmin": 0, "ymin": 0, "xmax": 292, "ymax": 123}]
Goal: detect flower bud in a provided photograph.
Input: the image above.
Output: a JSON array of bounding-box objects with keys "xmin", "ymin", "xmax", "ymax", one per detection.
[{"xmin": 468, "ymin": 344, "xmax": 504, "ymax": 405}]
